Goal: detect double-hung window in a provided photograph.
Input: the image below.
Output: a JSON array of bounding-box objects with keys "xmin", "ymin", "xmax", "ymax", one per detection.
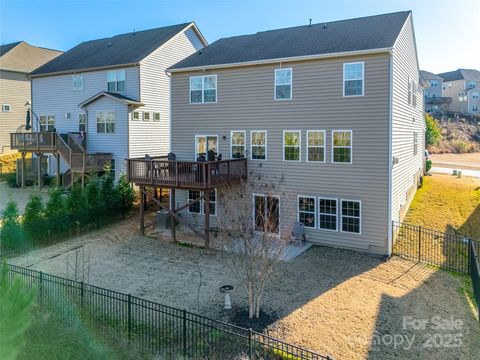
[
  {"xmin": 318, "ymin": 198, "xmax": 338, "ymax": 231},
  {"xmin": 97, "ymin": 111, "xmax": 115, "ymax": 133},
  {"xmin": 332, "ymin": 130, "xmax": 352, "ymax": 163},
  {"xmin": 283, "ymin": 130, "xmax": 301, "ymax": 161},
  {"xmin": 132, "ymin": 111, "xmax": 140, "ymax": 120},
  {"xmin": 107, "ymin": 70, "xmax": 125, "ymax": 92},
  {"xmin": 413, "ymin": 132, "xmax": 418, "ymax": 156},
  {"xmin": 251, "ymin": 131, "xmax": 267, "ymax": 160},
  {"xmin": 230, "ymin": 131, "xmax": 246, "ymax": 158},
  {"xmin": 190, "ymin": 75, "xmax": 217, "ymax": 103},
  {"xmin": 188, "ymin": 190, "xmax": 216, "ymax": 215},
  {"xmin": 307, "ymin": 130, "xmax": 325, "ymax": 162},
  {"xmin": 275, "ymin": 68, "xmax": 292, "ymax": 100},
  {"xmin": 143, "ymin": 112, "xmax": 150, "ymax": 121},
  {"xmin": 79, "ymin": 114, "xmax": 86, "ymax": 132},
  {"xmin": 72, "ymin": 74, "xmax": 84, "ymax": 91},
  {"xmin": 298, "ymin": 196, "xmax": 316, "ymax": 228},
  {"xmin": 468, "ymin": 80, "xmax": 476, "ymax": 89},
  {"xmin": 153, "ymin": 112, "xmax": 160, "ymax": 121},
  {"xmin": 254, "ymin": 194, "xmax": 280, "ymax": 234},
  {"xmin": 39, "ymin": 115, "xmax": 55, "ymax": 132},
  {"xmin": 340, "ymin": 200, "xmax": 361, "ymax": 234},
  {"xmin": 343, "ymin": 62, "xmax": 364, "ymax": 96}
]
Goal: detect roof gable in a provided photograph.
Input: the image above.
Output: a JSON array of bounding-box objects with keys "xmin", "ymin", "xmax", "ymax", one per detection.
[
  {"xmin": 420, "ymin": 70, "xmax": 443, "ymax": 81},
  {"xmin": 79, "ymin": 91, "xmax": 144, "ymax": 108},
  {"xmin": 0, "ymin": 42, "xmax": 22, "ymax": 57},
  {"xmin": 0, "ymin": 41, "xmax": 62, "ymax": 73},
  {"xmin": 31, "ymin": 23, "xmax": 199, "ymax": 76},
  {"xmin": 170, "ymin": 11, "xmax": 410, "ymax": 70}
]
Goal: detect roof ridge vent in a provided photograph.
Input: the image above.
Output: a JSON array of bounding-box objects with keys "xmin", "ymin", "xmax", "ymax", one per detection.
[
  {"xmin": 323, "ymin": 23, "xmax": 327, "ymax": 29},
  {"xmin": 108, "ymin": 42, "xmax": 112, "ymax": 47}
]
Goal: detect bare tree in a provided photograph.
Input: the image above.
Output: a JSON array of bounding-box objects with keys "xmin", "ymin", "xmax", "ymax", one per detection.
[{"xmin": 217, "ymin": 171, "xmax": 294, "ymax": 319}]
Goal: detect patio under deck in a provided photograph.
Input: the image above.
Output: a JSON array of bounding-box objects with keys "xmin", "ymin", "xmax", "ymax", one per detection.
[{"xmin": 126, "ymin": 156, "xmax": 248, "ymax": 247}]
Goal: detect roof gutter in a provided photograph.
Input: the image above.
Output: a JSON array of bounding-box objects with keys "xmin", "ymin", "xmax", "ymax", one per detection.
[
  {"xmin": 29, "ymin": 62, "xmax": 140, "ymax": 79},
  {"xmin": 168, "ymin": 46, "xmax": 393, "ymax": 73}
]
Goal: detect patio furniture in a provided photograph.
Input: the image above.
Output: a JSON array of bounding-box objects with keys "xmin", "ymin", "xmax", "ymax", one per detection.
[
  {"xmin": 291, "ymin": 221, "xmax": 306, "ymax": 245},
  {"xmin": 207, "ymin": 149, "xmax": 216, "ymax": 162}
]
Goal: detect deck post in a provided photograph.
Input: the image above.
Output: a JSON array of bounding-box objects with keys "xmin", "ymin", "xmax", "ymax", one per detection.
[
  {"xmin": 36, "ymin": 153, "xmax": 42, "ymax": 189},
  {"xmin": 56, "ymin": 154, "xmax": 60, "ymax": 188},
  {"xmin": 204, "ymin": 190, "xmax": 210, "ymax": 248},
  {"xmin": 21, "ymin": 152, "xmax": 26, "ymax": 189},
  {"xmin": 170, "ymin": 188, "xmax": 176, "ymax": 242},
  {"xmin": 140, "ymin": 186, "xmax": 145, "ymax": 236}
]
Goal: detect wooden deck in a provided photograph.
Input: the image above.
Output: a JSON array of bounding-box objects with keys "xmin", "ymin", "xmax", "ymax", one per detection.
[
  {"xmin": 127, "ymin": 157, "xmax": 247, "ymax": 190},
  {"xmin": 10, "ymin": 132, "xmax": 57, "ymax": 152}
]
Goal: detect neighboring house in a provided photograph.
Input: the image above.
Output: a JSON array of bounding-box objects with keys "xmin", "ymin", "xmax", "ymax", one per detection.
[
  {"xmin": 0, "ymin": 41, "xmax": 62, "ymax": 154},
  {"xmin": 438, "ymin": 69, "xmax": 480, "ymax": 114},
  {"xmin": 11, "ymin": 23, "xmax": 206, "ymax": 185},
  {"xmin": 419, "ymin": 70, "xmax": 451, "ymax": 113},
  {"xmin": 127, "ymin": 11, "xmax": 425, "ymax": 256}
]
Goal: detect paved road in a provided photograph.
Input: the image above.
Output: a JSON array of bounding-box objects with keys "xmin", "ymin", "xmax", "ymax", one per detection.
[{"xmin": 431, "ymin": 166, "xmax": 480, "ymax": 178}]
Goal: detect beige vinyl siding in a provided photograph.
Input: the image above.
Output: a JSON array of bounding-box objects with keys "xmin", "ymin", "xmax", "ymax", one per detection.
[
  {"xmin": 391, "ymin": 14, "xmax": 425, "ymax": 227},
  {"xmin": 0, "ymin": 70, "xmax": 30, "ymax": 154},
  {"xmin": 171, "ymin": 53, "xmax": 392, "ymax": 254},
  {"xmin": 132, "ymin": 27, "xmax": 204, "ymax": 158}
]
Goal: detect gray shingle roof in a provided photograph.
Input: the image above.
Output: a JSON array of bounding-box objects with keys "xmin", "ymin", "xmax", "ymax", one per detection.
[
  {"xmin": 438, "ymin": 69, "xmax": 480, "ymax": 82},
  {"xmin": 0, "ymin": 42, "xmax": 21, "ymax": 57},
  {"xmin": 31, "ymin": 23, "xmax": 192, "ymax": 76},
  {"xmin": 419, "ymin": 70, "xmax": 443, "ymax": 81},
  {"xmin": 170, "ymin": 11, "xmax": 410, "ymax": 70},
  {"xmin": 79, "ymin": 91, "xmax": 144, "ymax": 108}
]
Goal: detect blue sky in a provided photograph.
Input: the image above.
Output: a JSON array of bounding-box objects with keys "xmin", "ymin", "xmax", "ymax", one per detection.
[{"xmin": 0, "ymin": 0, "xmax": 479, "ymax": 73}]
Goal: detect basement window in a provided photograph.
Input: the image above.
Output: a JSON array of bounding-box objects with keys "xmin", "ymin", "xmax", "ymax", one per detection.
[{"xmin": 2, "ymin": 104, "xmax": 11, "ymax": 112}]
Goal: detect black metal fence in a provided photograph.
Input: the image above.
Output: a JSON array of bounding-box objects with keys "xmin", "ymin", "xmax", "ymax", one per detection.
[
  {"xmin": 5, "ymin": 264, "xmax": 331, "ymax": 359},
  {"xmin": 470, "ymin": 241, "xmax": 480, "ymax": 321}
]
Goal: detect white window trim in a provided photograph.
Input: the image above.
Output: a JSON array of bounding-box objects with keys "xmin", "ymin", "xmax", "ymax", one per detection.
[
  {"xmin": 132, "ymin": 111, "xmax": 140, "ymax": 121},
  {"xmin": 143, "ymin": 111, "xmax": 151, "ymax": 121},
  {"xmin": 317, "ymin": 197, "xmax": 339, "ymax": 232},
  {"xmin": 250, "ymin": 130, "xmax": 267, "ymax": 161},
  {"xmin": 283, "ymin": 130, "xmax": 301, "ymax": 162},
  {"xmin": 194, "ymin": 134, "xmax": 218, "ymax": 160},
  {"xmin": 189, "ymin": 75, "xmax": 218, "ymax": 104},
  {"xmin": 331, "ymin": 130, "xmax": 353, "ymax": 164},
  {"xmin": 252, "ymin": 193, "xmax": 281, "ymax": 237},
  {"xmin": 106, "ymin": 69, "xmax": 126, "ymax": 93},
  {"xmin": 39, "ymin": 115, "xmax": 55, "ymax": 132},
  {"xmin": 2, "ymin": 104, "xmax": 11, "ymax": 112},
  {"xmin": 230, "ymin": 130, "xmax": 246, "ymax": 159},
  {"xmin": 274, "ymin": 68, "xmax": 292, "ymax": 101},
  {"xmin": 297, "ymin": 195, "xmax": 316, "ymax": 229},
  {"xmin": 187, "ymin": 189, "xmax": 217, "ymax": 217},
  {"xmin": 343, "ymin": 62, "xmax": 364, "ymax": 97},
  {"xmin": 153, "ymin": 112, "xmax": 161, "ymax": 121},
  {"xmin": 78, "ymin": 114, "xmax": 86, "ymax": 132},
  {"xmin": 96, "ymin": 111, "xmax": 115, "ymax": 134},
  {"xmin": 306, "ymin": 130, "xmax": 326, "ymax": 163},
  {"xmin": 339, "ymin": 199, "xmax": 362, "ymax": 235},
  {"xmin": 72, "ymin": 74, "xmax": 84, "ymax": 91}
]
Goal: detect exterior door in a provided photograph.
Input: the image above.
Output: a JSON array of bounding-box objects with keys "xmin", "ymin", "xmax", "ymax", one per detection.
[{"xmin": 195, "ymin": 135, "xmax": 218, "ymax": 159}]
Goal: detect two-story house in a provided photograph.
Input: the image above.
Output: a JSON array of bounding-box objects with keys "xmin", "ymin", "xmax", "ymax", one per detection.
[
  {"xmin": 127, "ymin": 11, "xmax": 425, "ymax": 256},
  {"xmin": 419, "ymin": 70, "xmax": 451, "ymax": 113},
  {"xmin": 0, "ymin": 41, "xmax": 61, "ymax": 154},
  {"xmin": 11, "ymin": 23, "xmax": 206, "ymax": 186},
  {"xmin": 438, "ymin": 69, "xmax": 480, "ymax": 114}
]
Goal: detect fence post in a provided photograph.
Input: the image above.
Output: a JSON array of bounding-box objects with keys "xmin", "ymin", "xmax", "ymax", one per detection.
[
  {"xmin": 182, "ymin": 309, "xmax": 187, "ymax": 358},
  {"xmin": 80, "ymin": 281, "xmax": 84, "ymax": 308},
  {"xmin": 39, "ymin": 271, "xmax": 43, "ymax": 306},
  {"xmin": 127, "ymin": 294, "xmax": 132, "ymax": 341},
  {"xmin": 418, "ymin": 225, "xmax": 422, "ymax": 263},
  {"xmin": 248, "ymin": 328, "xmax": 253, "ymax": 360}
]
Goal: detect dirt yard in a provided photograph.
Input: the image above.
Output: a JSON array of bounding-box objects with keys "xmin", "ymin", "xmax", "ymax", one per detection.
[{"xmin": 8, "ymin": 216, "xmax": 479, "ymax": 360}]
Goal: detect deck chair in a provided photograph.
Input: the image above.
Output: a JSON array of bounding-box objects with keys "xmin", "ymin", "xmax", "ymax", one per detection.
[{"xmin": 291, "ymin": 221, "xmax": 306, "ymax": 245}]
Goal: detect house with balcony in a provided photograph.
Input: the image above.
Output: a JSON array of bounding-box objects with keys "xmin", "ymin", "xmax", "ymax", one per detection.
[
  {"xmin": 11, "ymin": 22, "xmax": 206, "ymax": 187},
  {"xmin": 438, "ymin": 68, "xmax": 480, "ymax": 114},
  {"xmin": 419, "ymin": 70, "xmax": 451, "ymax": 113},
  {"xmin": 127, "ymin": 11, "xmax": 425, "ymax": 255},
  {"xmin": 0, "ymin": 41, "xmax": 61, "ymax": 154}
]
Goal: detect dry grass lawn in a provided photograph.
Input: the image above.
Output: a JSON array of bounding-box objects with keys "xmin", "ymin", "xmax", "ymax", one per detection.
[{"xmin": 404, "ymin": 174, "xmax": 480, "ymax": 239}]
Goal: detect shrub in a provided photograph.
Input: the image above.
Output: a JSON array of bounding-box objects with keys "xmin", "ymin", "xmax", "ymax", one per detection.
[
  {"xmin": 44, "ymin": 189, "xmax": 67, "ymax": 236},
  {"xmin": 452, "ymin": 140, "xmax": 469, "ymax": 153},
  {"xmin": 115, "ymin": 174, "xmax": 135, "ymax": 217},
  {"xmin": 66, "ymin": 185, "xmax": 87, "ymax": 225},
  {"xmin": 425, "ymin": 160, "xmax": 432, "ymax": 173},
  {"xmin": 84, "ymin": 178, "xmax": 104, "ymax": 226},
  {"xmin": 23, "ymin": 196, "xmax": 45, "ymax": 241},
  {"xmin": 0, "ymin": 201, "xmax": 25, "ymax": 250},
  {"xmin": 100, "ymin": 174, "xmax": 117, "ymax": 213},
  {"xmin": 425, "ymin": 113, "xmax": 442, "ymax": 147},
  {"xmin": 5, "ymin": 173, "xmax": 18, "ymax": 188}
]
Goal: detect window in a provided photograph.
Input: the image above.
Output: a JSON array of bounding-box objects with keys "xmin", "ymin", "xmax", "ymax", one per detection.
[
  {"xmin": 298, "ymin": 196, "xmax": 316, "ymax": 228},
  {"xmin": 407, "ymin": 77, "xmax": 412, "ymax": 104},
  {"xmin": 468, "ymin": 81, "xmax": 476, "ymax": 89},
  {"xmin": 39, "ymin": 115, "xmax": 55, "ymax": 132},
  {"xmin": 153, "ymin": 112, "xmax": 160, "ymax": 121},
  {"xmin": 2, "ymin": 104, "xmax": 11, "ymax": 112},
  {"xmin": 473, "ymin": 105, "xmax": 479, "ymax": 112},
  {"xmin": 190, "ymin": 75, "xmax": 217, "ymax": 103},
  {"xmin": 230, "ymin": 131, "xmax": 246, "ymax": 159},
  {"xmin": 79, "ymin": 114, "xmax": 86, "ymax": 132},
  {"xmin": 188, "ymin": 190, "xmax": 216, "ymax": 215},
  {"xmin": 472, "ymin": 92, "xmax": 479, "ymax": 100},
  {"xmin": 412, "ymin": 81, "xmax": 417, "ymax": 107},
  {"xmin": 96, "ymin": 111, "xmax": 115, "ymax": 133},
  {"xmin": 341, "ymin": 200, "xmax": 361, "ymax": 234},
  {"xmin": 430, "ymin": 80, "xmax": 438, "ymax": 87},
  {"xmin": 250, "ymin": 131, "xmax": 267, "ymax": 160},
  {"xmin": 195, "ymin": 135, "xmax": 218, "ymax": 159},
  {"xmin": 274, "ymin": 68, "xmax": 292, "ymax": 100},
  {"xmin": 332, "ymin": 130, "xmax": 352, "ymax": 163},
  {"xmin": 343, "ymin": 62, "xmax": 364, "ymax": 96},
  {"xmin": 307, "ymin": 130, "xmax": 325, "ymax": 162},
  {"xmin": 283, "ymin": 130, "xmax": 301, "ymax": 161},
  {"xmin": 413, "ymin": 132, "xmax": 418, "ymax": 156},
  {"xmin": 107, "ymin": 70, "xmax": 125, "ymax": 92},
  {"xmin": 143, "ymin": 112, "xmax": 150, "ymax": 121},
  {"xmin": 254, "ymin": 195, "xmax": 280, "ymax": 234},
  {"xmin": 132, "ymin": 111, "xmax": 140, "ymax": 120},
  {"xmin": 318, "ymin": 198, "xmax": 338, "ymax": 231},
  {"xmin": 72, "ymin": 74, "xmax": 84, "ymax": 91}
]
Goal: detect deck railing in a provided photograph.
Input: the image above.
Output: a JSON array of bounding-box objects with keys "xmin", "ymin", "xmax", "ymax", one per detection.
[
  {"xmin": 127, "ymin": 157, "xmax": 247, "ymax": 189},
  {"xmin": 10, "ymin": 132, "xmax": 56, "ymax": 151}
]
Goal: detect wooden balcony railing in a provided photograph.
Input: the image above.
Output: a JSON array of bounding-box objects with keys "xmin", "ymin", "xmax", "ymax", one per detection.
[
  {"xmin": 10, "ymin": 132, "xmax": 56, "ymax": 151},
  {"xmin": 127, "ymin": 157, "xmax": 248, "ymax": 190}
]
